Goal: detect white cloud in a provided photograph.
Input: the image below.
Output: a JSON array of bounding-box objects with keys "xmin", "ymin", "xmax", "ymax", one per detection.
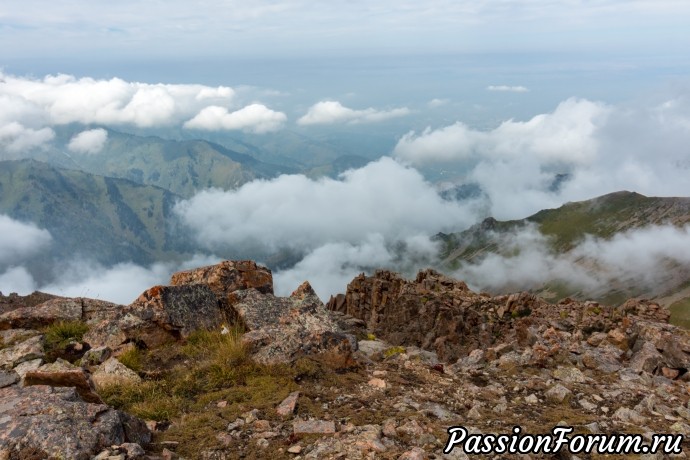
[
  {"xmin": 175, "ymin": 157, "xmax": 475, "ymax": 252},
  {"xmin": 453, "ymin": 224, "xmax": 690, "ymax": 298},
  {"xmin": 67, "ymin": 128, "xmax": 108, "ymax": 154},
  {"xmin": 0, "ymin": 122, "xmax": 55, "ymax": 152},
  {"xmin": 393, "ymin": 95, "xmax": 690, "ymax": 219},
  {"xmin": 428, "ymin": 98, "xmax": 450, "ymax": 108},
  {"xmin": 0, "ymin": 72, "xmax": 288, "ymax": 143},
  {"xmin": 297, "ymin": 100, "xmax": 410, "ymax": 125},
  {"xmin": 487, "ymin": 85, "xmax": 529, "ymax": 92},
  {"xmin": 184, "ymin": 104, "xmax": 287, "ymax": 133},
  {"xmin": 273, "ymin": 233, "xmax": 440, "ymax": 298},
  {"xmin": 0, "ymin": 215, "xmax": 52, "ymax": 266},
  {"xmin": 395, "ymin": 98, "xmax": 608, "ymax": 166},
  {"xmin": 0, "ymin": 72, "xmax": 236, "ymax": 128},
  {"xmin": 175, "ymin": 157, "xmax": 478, "ymax": 298},
  {"xmin": 0, "ymin": 266, "xmax": 37, "ymax": 295}
]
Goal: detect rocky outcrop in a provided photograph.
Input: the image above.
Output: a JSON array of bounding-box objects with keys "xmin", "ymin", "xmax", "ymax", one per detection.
[
  {"xmin": 0, "ymin": 385, "xmax": 150, "ymax": 459},
  {"xmin": 171, "ymin": 259, "xmax": 273, "ymax": 311},
  {"xmin": 329, "ymin": 269, "xmax": 506, "ymax": 361},
  {"xmin": 238, "ymin": 282, "xmax": 356, "ymax": 366},
  {"xmin": 328, "ymin": 269, "xmax": 685, "ymax": 369}
]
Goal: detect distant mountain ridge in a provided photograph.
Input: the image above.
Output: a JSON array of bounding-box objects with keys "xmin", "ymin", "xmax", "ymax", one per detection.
[
  {"xmin": 437, "ymin": 191, "xmax": 690, "ymax": 325},
  {"xmin": 0, "ymin": 159, "xmax": 189, "ymax": 281}
]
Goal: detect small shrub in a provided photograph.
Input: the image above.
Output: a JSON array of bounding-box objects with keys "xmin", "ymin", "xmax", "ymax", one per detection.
[{"xmin": 383, "ymin": 346, "xmax": 406, "ymax": 358}]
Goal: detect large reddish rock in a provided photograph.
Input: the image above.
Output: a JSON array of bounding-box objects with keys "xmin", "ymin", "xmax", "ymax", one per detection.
[
  {"xmin": 327, "ymin": 269, "xmax": 502, "ymax": 361},
  {"xmin": 171, "ymin": 260, "xmax": 273, "ymax": 311}
]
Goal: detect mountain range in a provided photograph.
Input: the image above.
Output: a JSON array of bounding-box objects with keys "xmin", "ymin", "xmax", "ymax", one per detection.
[{"xmin": 1, "ymin": 129, "xmax": 689, "ymax": 327}]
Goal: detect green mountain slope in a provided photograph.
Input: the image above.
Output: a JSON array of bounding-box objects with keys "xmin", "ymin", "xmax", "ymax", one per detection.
[
  {"xmin": 440, "ymin": 191, "xmax": 690, "ymax": 264},
  {"xmin": 438, "ymin": 191, "xmax": 690, "ymax": 322},
  {"xmin": 47, "ymin": 129, "xmax": 297, "ymax": 198},
  {"xmin": 0, "ymin": 159, "xmax": 190, "ymax": 279}
]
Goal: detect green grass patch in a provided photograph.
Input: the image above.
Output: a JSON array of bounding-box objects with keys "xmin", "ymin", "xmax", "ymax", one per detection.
[
  {"xmin": 99, "ymin": 329, "xmax": 299, "ymax": 422},
  {"xmin": 43, "ymin": 320, "xmax": 89, "ymax": 350},
  {"xmin": 118, "ymin": 346, "xmax": 144, "ymax": 373},
  {"xmin": 670, "ymin": 297, "xmax": 690, "ymax": 330}
]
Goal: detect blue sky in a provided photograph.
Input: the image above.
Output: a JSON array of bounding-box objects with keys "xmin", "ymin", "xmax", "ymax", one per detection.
[{"xmin": 2, "ymin": 1, "xmax": 690, "ymax": 59}]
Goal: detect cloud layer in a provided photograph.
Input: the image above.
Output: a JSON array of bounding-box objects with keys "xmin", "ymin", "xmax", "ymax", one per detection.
[
  {"xmin": 298, "ymin": 101, "xmax": 410, "ymax": 125},
  {"xmin": 184, "ymin": 104, "xmax": 286, "ymax": 133},
  {"xmin": 174, "ymin": 157, "xmax": 476, "ymax": 297},
  {"xmin": 394, "ymin": 95, "xmax": 690, "ymax": 220},
  {"xmin": 453, "ymin": 223, "xmax": 690, "ymax": 298}
]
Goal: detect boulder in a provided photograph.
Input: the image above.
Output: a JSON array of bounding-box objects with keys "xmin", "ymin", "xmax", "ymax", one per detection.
[
  {"xmin": 170, "ymin": 260, "xmax": 273, "ymax": 311},
  {"xmin": 126, "ymin": 284, "xmax": 223, "ymax": 348},
  {"xmin": 0, "ymin": 385, "xmax": 150, "ymax": 459},
  {"xmin": 82, "ymin": 346, "xmax": 113, "ymax": 366},
  {"xmin": 629, "ymin": 341, "xmax": 665, "ymax": 374},
  {"xmin": 91, "ymin": 357, "xmax": 142, "ymax": 390},
  {"xmin": 0, "ymin": 334, "xmax": 44, "ymax": 369},
  {"xmin": 237, "ymin": 282, "xmax": 356, "ymax": 366}
]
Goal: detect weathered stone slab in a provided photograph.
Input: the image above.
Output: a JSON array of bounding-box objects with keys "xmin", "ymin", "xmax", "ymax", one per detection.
[
  {"xmin": 277, "ymin": 391, "xmax": 300, "ymax": 417},
  {"xmin": 24, "ymin": 358, "xmax": 101, "ymax": 403},
  {"xmin": 293, "ymin": 419, "xmax": 336, "ymax": 434}
]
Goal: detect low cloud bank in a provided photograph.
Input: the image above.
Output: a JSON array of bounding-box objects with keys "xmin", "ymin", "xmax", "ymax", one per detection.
[
  {"xmin": 184, "ymin": 104, "xmax": 286, "ymax": 133},
  {"xmin": 453, "ymin": 223, "xmax": 690, "ymax": 297},
  {"xmin": 175, "ymin": 157, "xmax": 476, "ymax": 297},
  {"xmin": 0, "ymin": 215, "xmax": 52, "ymax": 266}
]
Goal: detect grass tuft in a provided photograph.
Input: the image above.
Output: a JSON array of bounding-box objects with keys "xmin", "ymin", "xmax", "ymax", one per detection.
[
  {"xmin": 44, "ymin": 320, "xmax": 89, "ymax": 349},
  {"xmin": 118, "ymin": 346, "xmax": 144, "ymax": 373}
]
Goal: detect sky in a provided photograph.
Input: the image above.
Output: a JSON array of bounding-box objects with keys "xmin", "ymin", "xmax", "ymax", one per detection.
[
  {"xmin": 2, "ymin": 1, "xmax": 690, "ymax": 303},
  {"xmin": 2, "ymin": 1, "xmax": 690, "ymax": 59}
]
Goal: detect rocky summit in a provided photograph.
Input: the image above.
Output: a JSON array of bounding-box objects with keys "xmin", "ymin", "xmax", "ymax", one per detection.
[{"xmin": 1, "ymin": 261, "xmax": 690, "ymax": 459}]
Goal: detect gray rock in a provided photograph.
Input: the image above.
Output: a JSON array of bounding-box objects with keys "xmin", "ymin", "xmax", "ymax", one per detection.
[
  {"xmin": 0, "ymin": 385, "xmax": 150, "ymax": 459},
  {"xmin": 629, "ymin": 341, "xmax": 665, "ymax": 374},
  {"xmin": 0, "ymin": 335, "xmax": 44, "ymax": 369},
  {"xmin": 552, "ymin": 366, "xmax": 586, "ymax": 383},
  {"xmin": 91, "ymin": 357, "xmax": 142, "ymax": 390},
  {"xmin": 545, "ymin": 384, "xmax": 572, "ymax": 403},
  {"xmin": 0, "ymin": 369, "xmax": 19, "ymax": 388},
  {"xmin": 82, "ymin": 346, "xmax": 112, "ymax": 366},
  {"xmin": 238, "ymin": 282, "xmax": 356, "ymax": 366}
]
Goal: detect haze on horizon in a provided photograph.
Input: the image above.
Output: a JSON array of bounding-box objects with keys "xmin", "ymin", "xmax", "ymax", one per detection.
[{"xmin": 1, "ymin": 0, "xmax": 690, "ymax": 303}]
